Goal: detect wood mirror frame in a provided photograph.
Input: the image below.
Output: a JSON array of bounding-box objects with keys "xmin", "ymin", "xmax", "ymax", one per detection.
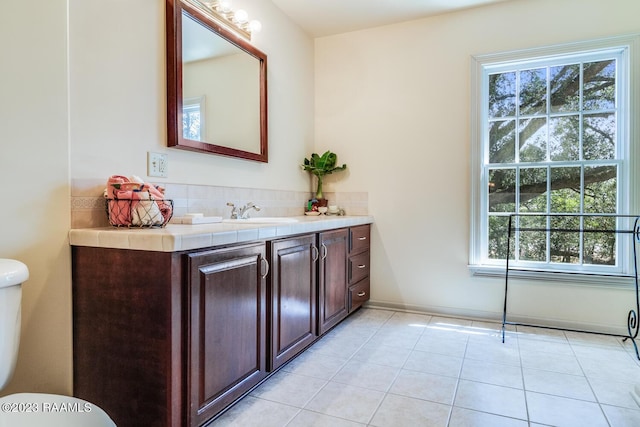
[{"xmin": 166, "ymin": 0, "xmax": 268, "ymax": 162}]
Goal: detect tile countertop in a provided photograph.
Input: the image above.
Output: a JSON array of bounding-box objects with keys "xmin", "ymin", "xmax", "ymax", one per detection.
[{"xmin": 69, "ymin": 215, "xmax": 374, "ymax": 252}]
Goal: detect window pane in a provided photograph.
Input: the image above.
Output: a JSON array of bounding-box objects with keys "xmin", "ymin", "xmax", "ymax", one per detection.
[
  {"xmin": 550, "ymin": 64, "xmax": 580, "ymax": 113},
  {"xmin": 488, "ymin": 215, "xmax": 514, "ymax": 260},
  {"xmin": 550, "ymin": 216, "xmax": 580, "ymax": 264},
  {"xmin": 583, "ymin": 216, "xmax": 616, "ymax": 265},
  {"xmin": 477, "ymin": 42, "xmax": 626, "ymax": 271},
  {"xmin": 183, "ymin": 108, "xmax": 202, "ymax": 140},
  {"xmin": 549, "ymin": 115, "xmax": 579, "ymax": 161},
  {"xmin": 519, "ymin": 215, "xmax": 547, "ymax": 262},
  {"xmin": 583, "ymin": 60, "xmax": 615, "ymax": 111},
  {"xmin": 489, "ymin": 120, "xmax": 515, "ymax": 163},
  {"xmin": 519, "ymin": 168, "xmax": 547, "ymax": 212},
  {"xmin": 583, "ymin": 113, "xmax": 615, "ymax": 160},
  {"xmin": 488, "ymin": 168, "xmax": 516, "ymax": 212},
  {"xmin": 519, "ymin": 117, "xmax": 547, "ymax": 162},
  {"xmin": 489, "ymin": 72, "xmax": 516, "ymax": 118},
  {"xmin": 550, "ymin": 167, "xmax": 581, "ymax": 213},
  {"xmin": 519, "ymin": 68, "xmax": 547, "ymax": 115},
  {"xmin": 584, "ymin": 165, "xmax": 617, "ymax": 213}
]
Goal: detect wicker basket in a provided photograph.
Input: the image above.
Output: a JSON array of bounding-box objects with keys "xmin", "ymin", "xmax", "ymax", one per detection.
[{"xmin": 105, "ymin": 198, "xmax": 173, "ymax": 228}]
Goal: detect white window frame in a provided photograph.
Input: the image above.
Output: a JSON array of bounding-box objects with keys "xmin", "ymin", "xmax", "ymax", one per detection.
[
  {"xmin": 183, "ymin": 95, "xmax": 206, "ymax": 141},
  {"xmin": 469, "ymin": 35, "xmax": 640, "ymax": 285}
]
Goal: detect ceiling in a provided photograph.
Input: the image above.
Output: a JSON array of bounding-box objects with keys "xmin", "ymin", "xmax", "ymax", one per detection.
[
  {"xmin": 270, "ymin": 0, "xmax": 514, "ymax": 38},
  {"xmin": 182, "ymin": 13, "xmax": 242, "ymax": 62}
]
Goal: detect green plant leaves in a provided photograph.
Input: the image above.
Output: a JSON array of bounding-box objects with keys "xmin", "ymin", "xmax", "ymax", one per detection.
[{"xmin": 301, "ymin": 150, "xmax": 347, "ymax": 178}]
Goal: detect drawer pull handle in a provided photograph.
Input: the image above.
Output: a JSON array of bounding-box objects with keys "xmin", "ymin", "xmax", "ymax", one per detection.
[
  {"xmin": 357, "ymin": 264, "xmax": 366, "ymax": 269},
  {"xmin": 357, "ymin": 291, "xmax": 366, "ymax": 297},
  {"xmin": 358, "ymin": 236, "xmax": 367, "ymax": 241}
]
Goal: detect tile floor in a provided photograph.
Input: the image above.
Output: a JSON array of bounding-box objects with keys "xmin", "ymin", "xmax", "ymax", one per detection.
[{"xmin": 209, "ymin": 308, "xmax": 640, "ymax": 426}]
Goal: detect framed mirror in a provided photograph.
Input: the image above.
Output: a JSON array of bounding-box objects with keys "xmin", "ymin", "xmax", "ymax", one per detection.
[{"xmin": 166, "ymin": 0, "xmax": 268, "ymax": 162}]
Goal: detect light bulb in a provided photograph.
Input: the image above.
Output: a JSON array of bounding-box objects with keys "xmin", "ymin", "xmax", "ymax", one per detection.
[
  {"xmin": 234, "ymin": 9, "xmax": 248, "ymax": 23},
  {"xmin": 219, "ymin": 0, "xmax": 232, "ymax": 13},
  {"xmin": 249, "ymin": 20, "xmax": 262, "ymax": 33}
]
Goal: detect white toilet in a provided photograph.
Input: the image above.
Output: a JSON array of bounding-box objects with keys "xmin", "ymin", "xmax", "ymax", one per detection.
[{"xmin": 0, "ymin": 259, "xmax": 116, "ymax": 427}]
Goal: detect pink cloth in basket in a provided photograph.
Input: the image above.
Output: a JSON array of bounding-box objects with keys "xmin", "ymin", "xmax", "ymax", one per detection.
[{"xmin": 106, "ymin": 175, "xmax": 172, "ymax": 226}]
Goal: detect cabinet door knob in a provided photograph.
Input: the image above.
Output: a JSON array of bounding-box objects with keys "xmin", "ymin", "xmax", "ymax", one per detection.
[
  {"xmin": 357, "ymin": 291, "xmax": 366, "ymax": 297},
  {"xmin": 261, "ymin": 258, "xmax": 270, "ymax": 279},
  {"xmin": 312, "ymin": 245, "xmax": 319, "ymax": 262},
  {"xmin": 321, "ymin": 243, "xmax": 328, "ymax": 260},
  {"xmin": 358, "ymin": 236, "xmax": 367, "ymax": 241},
  {"xmin": 357, "ymin": 264, "xmax": 366, "ymax": 269}
]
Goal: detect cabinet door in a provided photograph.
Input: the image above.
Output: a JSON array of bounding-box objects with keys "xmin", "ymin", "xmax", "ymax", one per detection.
[
  {"xmin": 269, "ymin": 234, "xmax": 317, "ymax": 370},
  {"xmin": 318, "ymin": 229, "xmax": 349, "ymax": 335},
  {"xmin": 187, "ymin": 243, "xmax": 268, "ymax": 427}
]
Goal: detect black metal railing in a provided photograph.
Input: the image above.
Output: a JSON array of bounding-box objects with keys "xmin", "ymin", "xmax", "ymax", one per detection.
[{"xmin": 501, "ymin": 213, "xmax": 640, "ymax": 360}]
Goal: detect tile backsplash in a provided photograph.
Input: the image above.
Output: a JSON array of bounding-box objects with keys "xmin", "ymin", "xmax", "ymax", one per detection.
[{"xmin": 71, "ymin": 179, "xmax": 368, "ymax": 229}]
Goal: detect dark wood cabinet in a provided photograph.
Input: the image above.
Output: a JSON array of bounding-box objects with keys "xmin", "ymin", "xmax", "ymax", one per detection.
[
  {"xmin": 349, "ymin": 277, "xmax": 370, "ymax": 309},
  {"xmin": 72, "ymin": 222, "xmax": 371, "ymax": 427},
  {"xmin": 186, "ymin": 243, "xmax": 268, "ymax": 426},
  {"xmin": 348, "ymin": 225, "xmax": 371, "ymax": 311},
  {"xmin": 268, "ymin": 235, "xmax": 317, "ymax": 370},
  {"xmin": 317, "ymin": 229, "xmax": 349, "ymax": 334},
  {"xmin": 72, "ymin": 247, "xmax": 185, "ymax": 427}
]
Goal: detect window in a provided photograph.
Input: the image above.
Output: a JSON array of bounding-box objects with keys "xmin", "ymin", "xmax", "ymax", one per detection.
[
  {"xmin": 183, "ymin": 96, "xmax": 206, "ymax": 141},
  {"xmin": 470, "ymin": 36, "xmax": 639, "ymax": 279}
]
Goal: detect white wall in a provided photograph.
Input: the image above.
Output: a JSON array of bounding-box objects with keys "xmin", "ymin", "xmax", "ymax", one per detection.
[
  {"xmin": 2, "ymin": 0, "xmax": 314, "ymax": 395},
  {"xmin": 69, "ymin": 0, "xmax": 314, "ymax": 191},
  {"xmin": 0, "ymin": 0, "xmax": 71, "ymax": 394},
  {"xmin": 315, "ymin": 0, "xmax": 640, "ymax": 332}
]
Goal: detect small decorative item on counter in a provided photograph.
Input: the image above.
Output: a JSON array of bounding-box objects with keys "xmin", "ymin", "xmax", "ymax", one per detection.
[
  {"xmin": 304, "ymin": 199, "xmax": 320, "ymax": 216},
  {"xmin": 326, "ymin": 205, "xmax": 345, "ymax": 216},
  {"xmin": 306, "ymin": 198, "xmax": 321, "ymax": 212},
  {"xmin": 105, "ymin": 175, "xmax": 173, "ymax": 227},
  {"xmin": 305, "ymin": 199, "xmax": 346, "ymax": 216},
  {"xmin": 301, "ymin": 151, "xmax": 347, "ymax": 209}
]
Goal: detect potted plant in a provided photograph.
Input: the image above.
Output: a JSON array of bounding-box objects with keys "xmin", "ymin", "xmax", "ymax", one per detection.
[{"xmin": 301, "ymin": 151, "xmax": 347, "ymax": 207}]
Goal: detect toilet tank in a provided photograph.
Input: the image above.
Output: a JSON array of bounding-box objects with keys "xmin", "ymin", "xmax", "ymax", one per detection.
[{"xmin": 0, "ymin": 259, "xmax": 28, "ymax": 391}]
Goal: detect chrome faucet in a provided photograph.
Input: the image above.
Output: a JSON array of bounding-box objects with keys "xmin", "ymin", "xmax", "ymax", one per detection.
[{"xmin": 227, "ymin": 202, "xmax": 261, "ymax": 219}]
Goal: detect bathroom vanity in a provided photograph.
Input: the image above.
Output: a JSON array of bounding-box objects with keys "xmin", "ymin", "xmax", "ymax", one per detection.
[{"xmin": 69, "ymin": 216, "xmax": 372, "ymax": 427}]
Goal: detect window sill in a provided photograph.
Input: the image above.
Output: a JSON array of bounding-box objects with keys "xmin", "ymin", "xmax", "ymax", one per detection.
[{"xmin": 469, "ymin": 264, "xmax": 637, "ymax": 289}]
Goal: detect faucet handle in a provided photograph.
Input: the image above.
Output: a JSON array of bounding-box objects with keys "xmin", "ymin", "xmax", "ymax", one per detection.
[{"xmin": 226, "ymin": 202, "xmax": 238, "ymax": 219}]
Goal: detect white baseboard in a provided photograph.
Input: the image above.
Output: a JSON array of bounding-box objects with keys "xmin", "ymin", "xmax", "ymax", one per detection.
[
  {"xmin": 365, "ymin": 299, "xmax": 629, "ymax": 336},
  {"xmin": 365, "ymin": 300, "xmax": 502, "ymax": 323}
]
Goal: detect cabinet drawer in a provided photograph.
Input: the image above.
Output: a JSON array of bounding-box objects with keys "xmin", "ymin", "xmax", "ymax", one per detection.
[
  {"xmin": 349, "ymin": 225, "xmax": 370, "ymax": 254},
  {"xmin": 349, "ymin": 278, "xmax": 370, "ymax": 311},
  {"xmin": 349, "ymin": 251, "xmax": 370, "ymax": 284}
]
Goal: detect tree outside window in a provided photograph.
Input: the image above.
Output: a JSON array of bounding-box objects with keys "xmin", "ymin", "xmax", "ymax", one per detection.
[
  {"xmin": 183, "ymin": 96, "xmax": 206, "ymax": 141},
  {"xmin": 471, "ymin": 37, "xmax": 637, "ymax": 276}
]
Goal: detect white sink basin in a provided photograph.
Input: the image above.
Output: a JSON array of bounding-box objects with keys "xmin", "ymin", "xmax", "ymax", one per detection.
[{"xmin": 222, "ymin": 217, "xmax": 299, "ymax": 224}]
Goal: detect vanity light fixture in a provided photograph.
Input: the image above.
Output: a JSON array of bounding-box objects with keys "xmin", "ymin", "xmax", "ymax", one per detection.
[{"xmin": 185, "ymin": 0, "xmax": 262, "ymax": 40}]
